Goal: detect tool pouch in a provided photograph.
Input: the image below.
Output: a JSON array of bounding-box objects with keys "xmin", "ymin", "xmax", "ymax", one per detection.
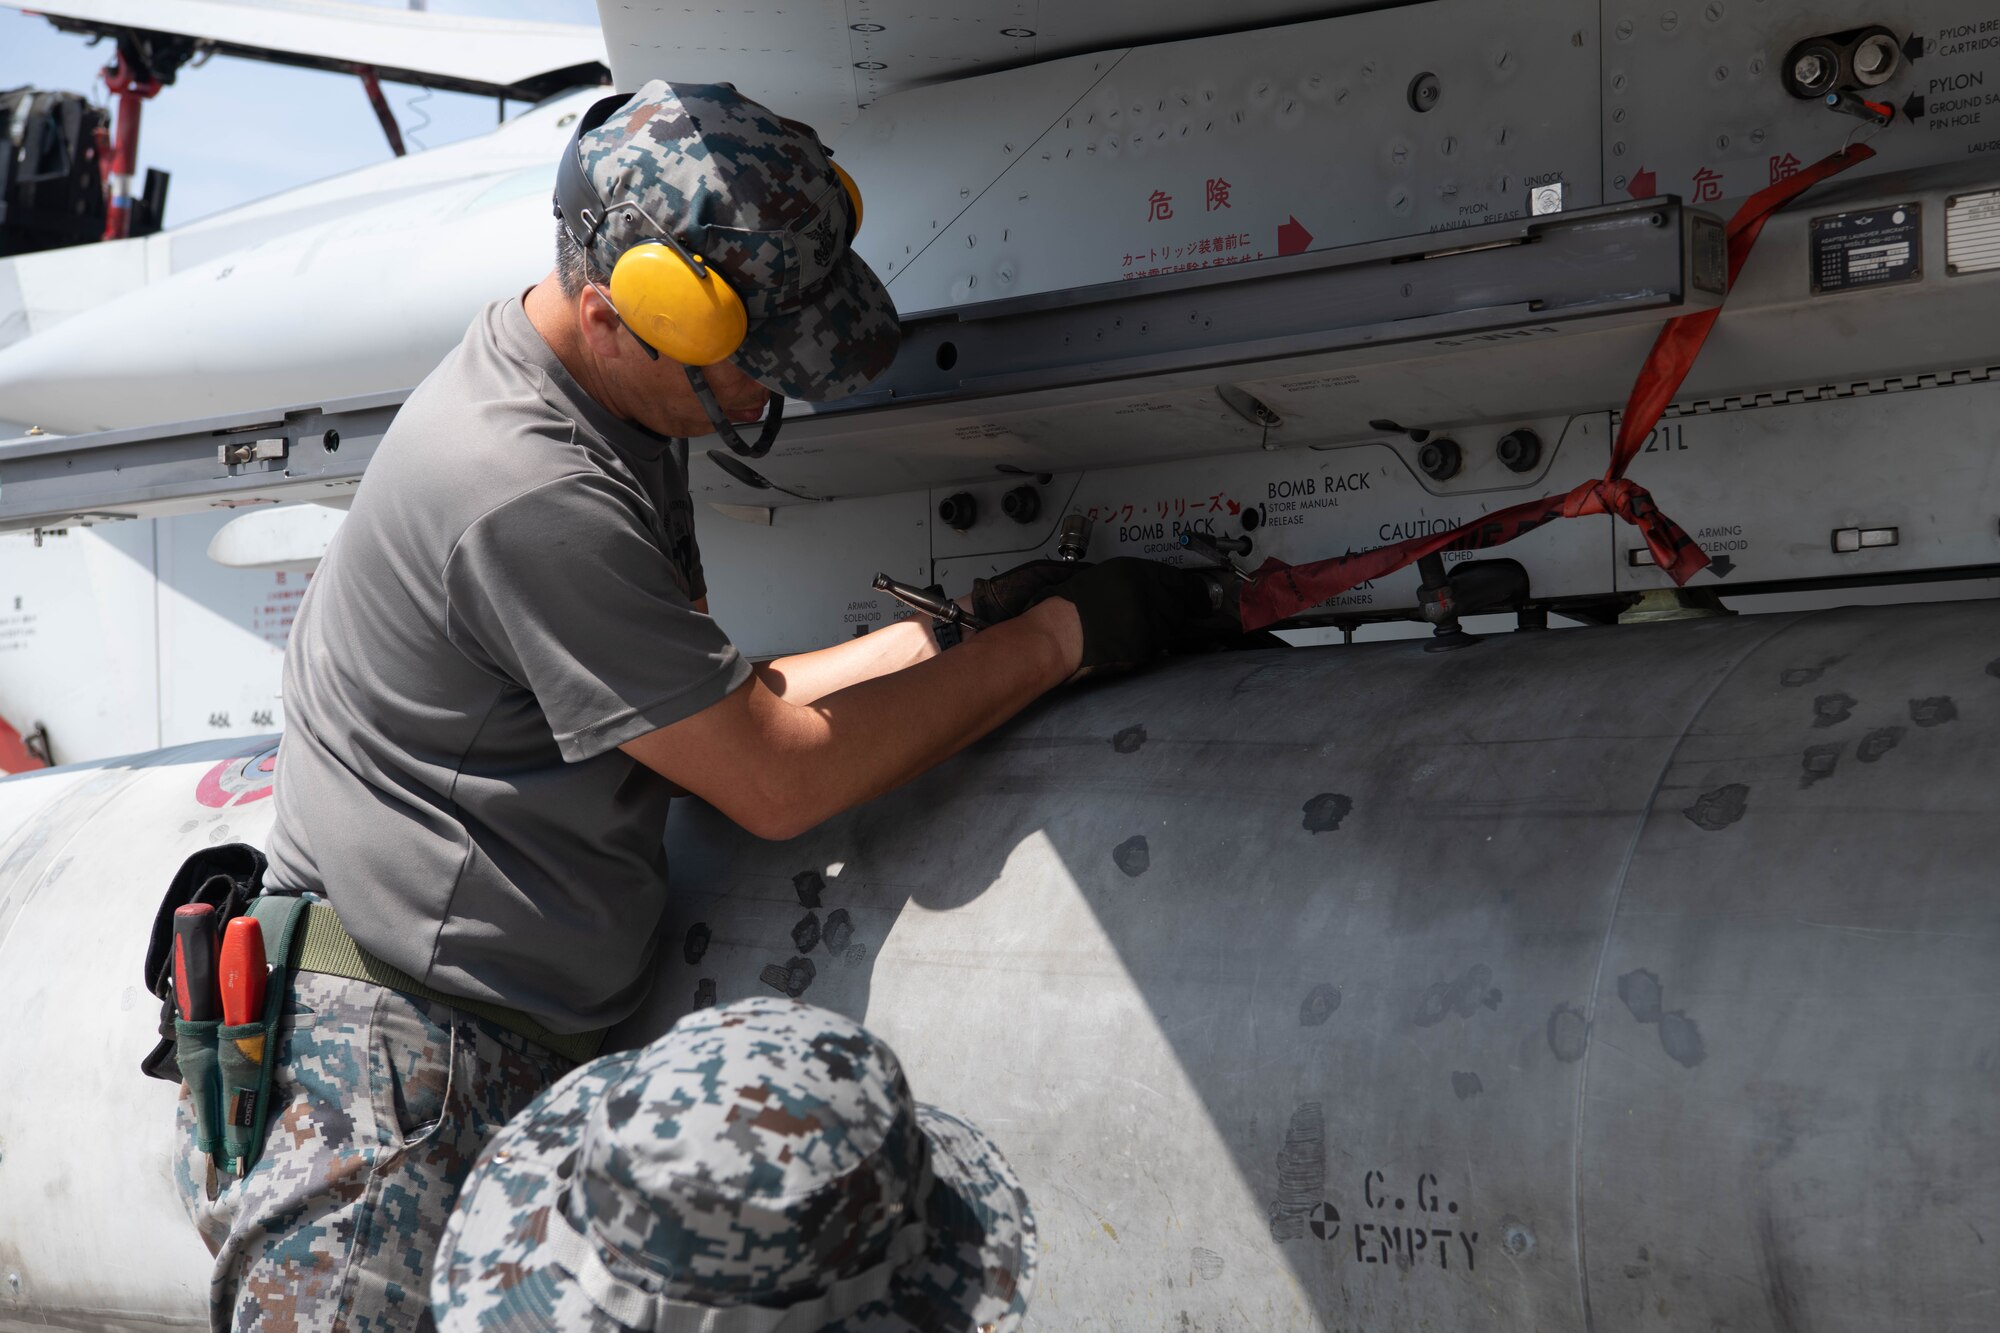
[
  {"xmin": 222, "ymin": 893, "xmax": 308, "ymax": 1176},
  {"xmin": 141, "ymin": 843, "xmax": 268, "ymax": 1082},
  {"xmin": 172, "ymin": 1017, "xmax": 225, "ymax": 1158},
  {"xmin": 165, "ymin": 892, "xmax": 307, "ymax": 1179}
]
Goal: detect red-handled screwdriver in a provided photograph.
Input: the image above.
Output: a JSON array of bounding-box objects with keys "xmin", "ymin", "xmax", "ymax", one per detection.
[
  {"xmin": 172, "ymin": 904, "xmax": 220, "ymax": 1022},
  {"xmin": 219, "ymin": 917, "xmax": 268, "ymax": 1028}
]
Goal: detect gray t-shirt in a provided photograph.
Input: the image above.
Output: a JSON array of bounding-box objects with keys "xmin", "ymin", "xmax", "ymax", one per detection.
[{"xmin": 266, "ymin": 296, "xmax": 752, "ymax": 1034}]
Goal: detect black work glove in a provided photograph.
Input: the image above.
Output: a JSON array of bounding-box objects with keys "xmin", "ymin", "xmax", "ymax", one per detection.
[
  {"xmin": 1031, "ymin": 556, "xmax": 1236, "ymax": 675},
  {"xmin": 969, "ymin": 558, "xmax": 1091, "ymax": 626}
]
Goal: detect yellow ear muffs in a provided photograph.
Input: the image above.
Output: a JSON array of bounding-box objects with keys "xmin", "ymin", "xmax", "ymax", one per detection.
[
  {"xmin": 832, "ymin": 160, "xmax": 863, "ymax": 238},
  {"xmin": 607, "ymin": 241, "xmax": 749, "ymax": 366}
]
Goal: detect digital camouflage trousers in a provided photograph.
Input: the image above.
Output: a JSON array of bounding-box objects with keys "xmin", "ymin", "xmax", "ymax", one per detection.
[{"xmin": 173, "ymin": 971, "xmax": 573, "ymax": 1333}]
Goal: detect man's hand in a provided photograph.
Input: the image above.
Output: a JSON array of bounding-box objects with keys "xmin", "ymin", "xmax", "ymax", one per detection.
[
  {"xmin": 1031, "ymin": 556, "xmax": 1235, "ymax": 675},
  {"xmin": 970, "ymin": 558, "xmax": 1090, "ymax": 626}
]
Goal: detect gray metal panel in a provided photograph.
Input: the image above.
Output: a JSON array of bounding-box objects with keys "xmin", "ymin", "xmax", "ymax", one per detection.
[
  {"xmin": 724, "ymin": 201, "xmax": 1716, "ymax": 503},
  {"xmin": 928, "ymin": 415, "xmax": 1615, "ymax": 614},
  {"xmin": 615, "ymin": 600, "xmax": 2000, "ymax": 1330},
  {"xmin": 869, "ymin": 0, "xmax": 1605, "ymax": 312},
  {"xmin": 692, "ymin": 491, "xmax": 936, "ymax": 658},
  {"xmin": 1600, "ymin": 0, "xmax": 2000, "ymax": 209},
  {"xmin": 0, "ymin": 395, "xmax": 393, "ymax": 535},
  {"xmin": 1616, "ymin": 373, "xmax": 2000, "ymax": 592}
]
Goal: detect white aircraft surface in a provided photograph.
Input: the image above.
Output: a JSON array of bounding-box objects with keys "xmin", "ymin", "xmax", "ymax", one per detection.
[{"xmin": 3, "ymin": 0, "xmax": 2000, "ymax": 1329}]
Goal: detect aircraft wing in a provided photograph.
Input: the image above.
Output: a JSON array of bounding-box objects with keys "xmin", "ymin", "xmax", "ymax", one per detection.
[{"xmin": 11, "ymin": 0, "xmax": 607, "ymax": 99}]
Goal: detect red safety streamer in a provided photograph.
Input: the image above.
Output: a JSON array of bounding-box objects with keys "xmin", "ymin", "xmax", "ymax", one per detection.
[{"xmin": 1239, "ymin": 142, "xmax": 1876, "ymax": 631}]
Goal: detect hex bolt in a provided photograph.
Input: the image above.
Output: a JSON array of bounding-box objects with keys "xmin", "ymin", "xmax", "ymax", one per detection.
[
  {"xmin": 1786, "ymin": 43, "xmax": 1841, "ymax": 97},
  {"xmin": 1497, "ymin": 428, "xmax": 1543, "ymax": 473},
  {"xmin": 1853, "ymin": 33, "xmax": 1899, "ymax": 86},
  {"xmin": 1000, "ymin": 485, "xmax": 1042, "ymax": 525},
  {"xmin": 1417, "ymin": 437, "xmax": 1463, "ymax": 481},
  {"xmin": 938, "ymin": 492, "xmax": 978, "ymax": 531}
]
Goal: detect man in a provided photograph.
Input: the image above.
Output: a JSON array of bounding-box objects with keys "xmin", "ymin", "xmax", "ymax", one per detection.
[
  {"xmin": 432, "ymin": 996, "xmax": 1037, "ymax": 1332},
  {"xmin": 173, "ymin": 80, "xmax": 1220, "ymax": 1331}
]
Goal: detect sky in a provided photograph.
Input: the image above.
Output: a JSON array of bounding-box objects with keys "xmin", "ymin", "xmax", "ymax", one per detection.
[{"xmin": 0, "ymin": 0, "xmax": 599, "ymax": 228}]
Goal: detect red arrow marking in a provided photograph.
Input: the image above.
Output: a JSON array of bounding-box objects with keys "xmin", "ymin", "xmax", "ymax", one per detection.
[
  {"xmin": 1277, "ymin": 215, "xmax": 1313, "ymax": 256},
  {"xmin": 1627, "ymin": 167, "xmax": 1657, "ymax": 199}
]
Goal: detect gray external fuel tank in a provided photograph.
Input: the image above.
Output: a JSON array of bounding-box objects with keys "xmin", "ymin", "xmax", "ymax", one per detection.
[{"xmin": 614, "ymin": 599, "xmax": 2000, "ymax": 1332}]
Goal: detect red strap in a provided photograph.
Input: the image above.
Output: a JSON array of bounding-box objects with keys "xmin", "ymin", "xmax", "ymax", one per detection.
[{"xmin": 1239, "ymin": 143, "xmax": 1876, "ymax": 631}]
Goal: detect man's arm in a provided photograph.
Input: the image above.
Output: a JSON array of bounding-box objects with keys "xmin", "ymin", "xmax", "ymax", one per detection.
[
  {"xmin": 753, "ymin": 618, "xmax": 942, "ymax": 705},
  {"xmin": 697, "ymin": 594, "xmax": 952, "ymax": 706},
  {"xmin": 621, "ymin": 599, "xmax": 1077, "ymax": 841}
]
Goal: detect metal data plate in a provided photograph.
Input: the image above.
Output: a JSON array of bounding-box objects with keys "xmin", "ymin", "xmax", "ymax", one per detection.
[
  {"xmin": 1810, "ymin": 204, "xmax": 1923, "ymax": 293},
  {"xmin": 1617, "ymin": 375, "xmax": 2000, "ymax": 593},
  {"xmin": 1946, "ymin": 188, "xmax": 2000, "ymax": 275},
  {"xmin": 933, "ymin": 416, "xmax": 1614, "ymax": 620}
]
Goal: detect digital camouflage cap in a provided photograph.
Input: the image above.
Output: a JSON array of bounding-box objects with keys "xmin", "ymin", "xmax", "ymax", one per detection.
[
  {"xmin": 571, "ymin": 80, "xmax": 900, "ymax": 402},
  {"xmin": 432, "ymin": 996, "xmax": 1037, "ymax": 1333}
]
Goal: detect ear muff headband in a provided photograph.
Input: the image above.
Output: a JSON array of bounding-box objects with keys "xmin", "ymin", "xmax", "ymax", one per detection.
[
  {"xmin": 832, "ymin": 160, "xmax": 863, "ymax": 235},
  {"xmin": 553, "ymin": 94, "xmax": 865, "ymax": 369}
]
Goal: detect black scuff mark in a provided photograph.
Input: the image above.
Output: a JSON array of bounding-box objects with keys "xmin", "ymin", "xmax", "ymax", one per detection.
[
  {"xmin": 682, "ymin": 922, "xmax": 711, "ymax": 966},
  {"xmin": 1617, "ymin": 968, "xmax": 1664, "ymax": 1024},
  {"xmin": 1756, "ymin": 1206, "xmax": 1809, "ymax": 1333},
  {"xmin": 759, "ymin": 955, "xmax": 817, "ymax": 997},
  {"xmin": 1267, "ymin": 1101, "xmax": 1326, "ymax": 1241},
  {"xmin": 1658, "ymin": 1010, "xmax": 1707, "ymax": 1067},
  {"xmin": 1190, "ymin": 1247, "xmax": 1224, "ymax": 1280},
  {"xmin": 1547, "ymin": 1003, "xmax": 1588, "ymax": 1062},
  {"xmin": 1799, "ymin": 743, "xmax": 1842, "ymax": 789},
  {"xmin": 1416, "ymin": 963, "xmax": 1495, "ymax": 1027},
  {"xmin": 693, "ymin": 977, "xmax": 717, "ymax": 1009},
  {"xmin": 1301, "ymin": 792, "xmax": 1353, "ymax": 833},
  {"xmin": 792, "ymin": 870, "xmax": 825, "ymax": 908},
  {"xmin": 1857, "ymin": 725, "xmax": 1905, "ymax": 762},
  {"xmin": 1909, "ymin": 696, "xmax": 1959, "ymax": 727},
  {"xmin": 1779, "ymin": 666, "xmax": 1825, "ymax": 687},
  {"xmin": 1811, "ymin": 692, "xmax": 1856, "ymax": 727},
  {"xmin": 1684, "ymin": 783, "xmax": 1749, "ymax": 831},
  {"xmin": 1299, "ymin": 983, "xmax": 1341, "ymax": 1026},
  {"xmin": 1113, "ymin": 835, "xmax": 1150, "ymax": 877},
  {"xmin": 821, "ymin": 908, "xmax": 855, "ymax": 955},
  {"xmin": 791, "ymin": 912, "xmax": 822, "ymax": 953},
  {"xmin": 1986, "ymin": 657, "xmax": 2000, "ymax": 681},
  {"xmin": 1451, "ymin": 1071, "xmax": 1483, "ymax": 1100},
  {"xmin": 1112, "ymin": 725, "xmax": 1147, "ymax": 754},
  {"xmin": 1617, "ymin": 968, "xmax": 1707, "ymax": 1067}
]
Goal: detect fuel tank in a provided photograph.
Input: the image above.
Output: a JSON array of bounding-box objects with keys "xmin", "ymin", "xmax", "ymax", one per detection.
[{"xmin": 2, "ymin": 600, "xmax": 1997, "ymax": 1331}]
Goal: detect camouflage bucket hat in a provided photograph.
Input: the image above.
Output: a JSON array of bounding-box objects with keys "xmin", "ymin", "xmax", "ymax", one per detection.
[
  {"xmin": 574, "ymin": 80, "xmax": 900, "ymax": 402},
  {"xmin": 432, "ymin": 996, "xmax": 1036, "ymax": 1333}
]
